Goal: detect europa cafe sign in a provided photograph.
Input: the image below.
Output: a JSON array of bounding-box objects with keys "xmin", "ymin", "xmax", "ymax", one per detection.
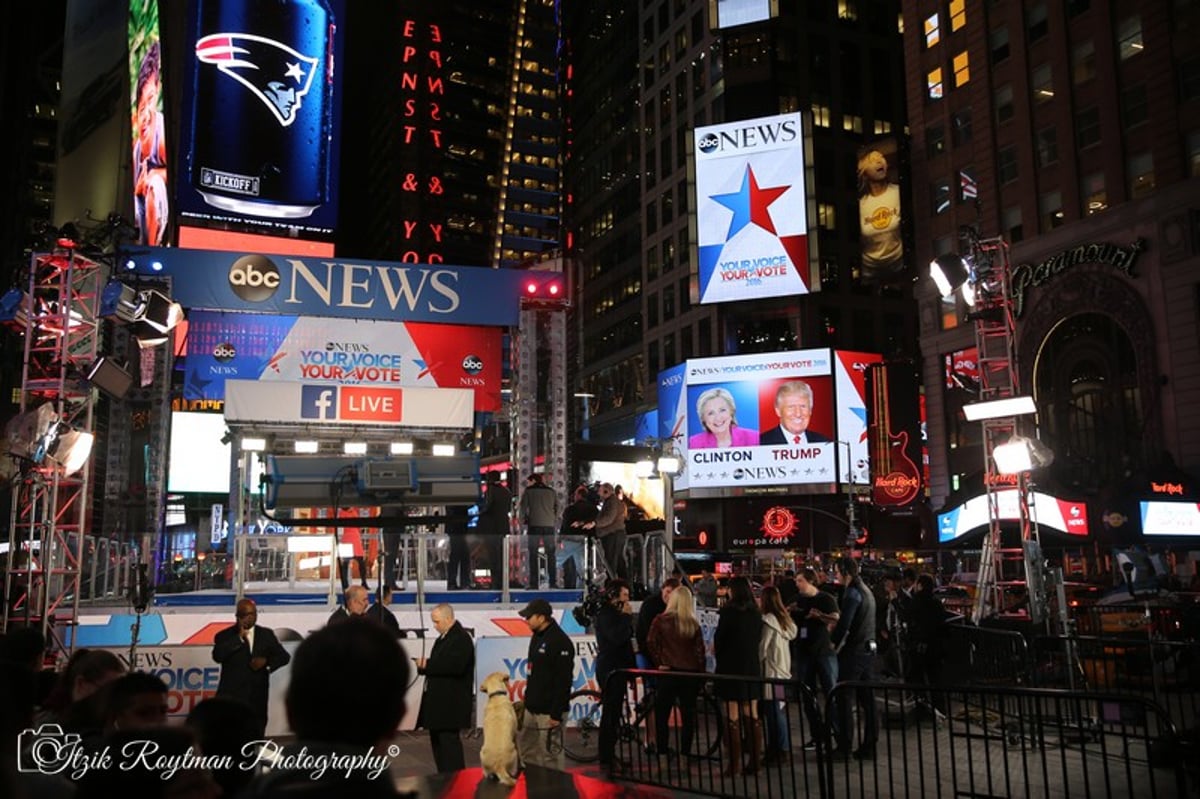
[{"xmin": 1010, "ymin": 238, "xmax": 1144, "ymax": 317}]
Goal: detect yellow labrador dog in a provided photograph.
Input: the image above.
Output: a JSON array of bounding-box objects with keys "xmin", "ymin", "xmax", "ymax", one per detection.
[{"xmin": 479, "ymin": 671, "xmax": 520, "ymax": 785}]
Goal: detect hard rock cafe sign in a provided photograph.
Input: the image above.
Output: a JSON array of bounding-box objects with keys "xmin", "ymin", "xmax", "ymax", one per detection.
[{"xmin": 1010, "ymin": 238, "xmax": 1144, "ymax": 318}]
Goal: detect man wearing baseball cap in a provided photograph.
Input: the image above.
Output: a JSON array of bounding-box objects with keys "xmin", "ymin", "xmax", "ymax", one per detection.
[{"xmin": 517, "ymin": 598, "xmax": 575, "ymax": 771}]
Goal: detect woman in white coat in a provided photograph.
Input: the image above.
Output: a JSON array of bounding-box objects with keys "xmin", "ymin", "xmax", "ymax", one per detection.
[{"xmin": 759, "ymin": 584, "xmax": 798, "ymax": 765}]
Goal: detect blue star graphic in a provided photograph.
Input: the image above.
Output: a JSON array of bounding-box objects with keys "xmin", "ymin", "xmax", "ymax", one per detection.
[{"xmin": 709, "ymin": 165, "xmax": 789, "ymax": 239}]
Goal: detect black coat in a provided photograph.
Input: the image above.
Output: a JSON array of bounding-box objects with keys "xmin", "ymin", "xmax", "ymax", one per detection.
[
  {"xmin": 212, "ymin": 623, "xmax": 291, "ymax": 725},
  {"xmin": 760, "ymin": 426, "xmax": 831, "ymax": 444},
  {"xmin": 417, "ymin": 621, "xmax": 475, "ymax": 731},
  {"xmin": 593, "ymin": 604, "xmax": 635, "ymax": 684},
  {"xmin": 522, "ymin": 619, "xmax": 575, "ymax": 717},
  {"xmin": 713, "ymin": 602, "xmax": 763, "ymax": 701}
]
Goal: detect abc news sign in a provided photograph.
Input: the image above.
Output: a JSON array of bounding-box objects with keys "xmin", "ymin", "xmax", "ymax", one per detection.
[{"xmin": 129, "ymin": 249, "xmax": 532, "ymax": 326}]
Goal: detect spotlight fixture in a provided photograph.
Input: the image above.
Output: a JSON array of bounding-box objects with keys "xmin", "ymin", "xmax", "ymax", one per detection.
[
  {"xmin": 993, "ymin": 435, "xmax": 1055, "ymax": 475},
  {"xmin": 86, "ymin": 357, "xmax": 134, "ymax": 400},
  {"xmin": 294, "ymin": 440, "xmax": 320, "ymax": 454},
  {"xmin": 962, "ymin": 396, "xmax": 1037, "ymax": 421},
  {"xmin": 634, "ymin": 458, "xmax": 655, "ymax": 478},
  {"xmin": 344, "ymin": 441, "xmax": 368, "ymax": 455},
  {"xmin": 0, "ymin": 288, "xmax": 31, "ymax": 330},
  {"xmin": 100, "ymin": 281, "xmax": 184, "ymax": 347},
  {"xmin": 4, "ymin": 403, "xmax": 60, "ymax": 463},
  {"xmin": 390, "ymin": 441, "xmax": 414, "ymax": 455},
  {"xmin": 241, "ymin": 437, "xmax": 267, "ymax": 452},
  {"xmin": 44, "ymin": 426, "xmax": 95, "ymax": 476},
  {"xmin": 657, "ymin": 455, "xmax": 682, "ymax": 475},
  {"xmin": 929, "ymin": 253, "xmax": 971, "ymax": 297},
  {"xmin": 431, "ymin": 443, "xmax": 455, "ymax": 457}
]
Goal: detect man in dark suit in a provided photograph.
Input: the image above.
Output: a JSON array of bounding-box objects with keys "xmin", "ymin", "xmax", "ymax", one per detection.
[
  {"xmin": 759, "ymin": 380, "xmax": 831, "ymax": 444},
  {"xmin": 212, "ymin": 599, "xmax": 291, "ymax": 736},
  {"xmin": 416, "ymin": 603, "xmax": 475, "ymax": 772},
  {"xmin": 367, "ymin": 584, "xmax": 402, "ymax": 637}
]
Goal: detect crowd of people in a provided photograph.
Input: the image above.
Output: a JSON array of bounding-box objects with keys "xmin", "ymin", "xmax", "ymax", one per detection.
[{"xmin": 586, "ymin": 557, "xmax": 956, "ymax": 775}]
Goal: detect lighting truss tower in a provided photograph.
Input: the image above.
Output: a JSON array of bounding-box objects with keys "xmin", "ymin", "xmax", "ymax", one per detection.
[
  {"xmin": 2, "ymin": 249, "xmax": 103, "ymax": 657},
  {"xmin": 969, "ymin": 236, "xmax": 1041, "ymax": 624}
]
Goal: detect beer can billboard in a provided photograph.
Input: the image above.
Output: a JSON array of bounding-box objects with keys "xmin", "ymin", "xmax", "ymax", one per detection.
[{"xmin": 173, "ymin": 0, "xmax": 346, "ymax": 241}]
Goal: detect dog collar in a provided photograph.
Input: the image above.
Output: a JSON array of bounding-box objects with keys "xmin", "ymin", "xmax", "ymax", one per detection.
[{"xmin": 488, "ymin": 690, "xmax": 508, "ymax": 698}]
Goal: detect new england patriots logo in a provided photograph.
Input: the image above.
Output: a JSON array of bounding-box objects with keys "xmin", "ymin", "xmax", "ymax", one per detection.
[{"xmin": 196, "ymin": 33, "xmax": 319, "ymax": 127}]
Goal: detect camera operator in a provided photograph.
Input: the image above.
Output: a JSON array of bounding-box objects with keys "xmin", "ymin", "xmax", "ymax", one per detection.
[{"xmin": 594, "ymin": 579, "xmax": 635, "ymax": 768}]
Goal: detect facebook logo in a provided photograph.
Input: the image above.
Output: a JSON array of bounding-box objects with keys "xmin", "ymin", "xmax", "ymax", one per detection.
[{"xmin": 301, "ymin": 386, "xmax": 337, "ymax": 420}]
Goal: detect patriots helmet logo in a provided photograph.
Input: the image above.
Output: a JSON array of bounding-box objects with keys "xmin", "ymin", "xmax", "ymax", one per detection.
[{"xmin": 196, "ymin": 33, "xmax": 319, "ymax": 127}]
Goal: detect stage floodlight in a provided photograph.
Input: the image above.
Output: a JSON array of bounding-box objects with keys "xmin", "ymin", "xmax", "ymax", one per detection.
[
  {"xmin": 963, "ymin": 395, "xmax": 1037, "ymax": 421},
  {"xmin": 137, "ymin": 289, "xmax": 183, "ymax": 333},
  {"xmin": 929, "ymin": 253, "xmax": 971, "ymax": 297},
  {"xmin": 241, "ymin": 437, "xmax": 267, "ymax": 452},
  {"xmin": 45, "ymin": 427, "xmax": 95, "ymax": 476},
  {"xmin": 0, "ymin": 288, "xmax": 32, "ymax": 330},
  {"xmin": 993, "ymin": 435, "xmax": 1055, "ymax": 475},
  {"xmin": 344, "ymin": 441, "xmax": 368, "ymax": 455},
  {"xmin": 657, "ymin": 455, "xmax": 682, "ymax": 476},
  {"xmin": 86, "ymin": 357, "xmax": 134, "ymax": 400},
  {"xmin": 390, "ymin": 441, "xmax": 414, "ymax": 455},
  {"xmin": 294, "ymin": 440, "xmax": 319, "ymax": 454},
  {"xmin": 100, "ymin": 281, "xmax": 140, "ymax": 322},
  {"xmin": 635, "ymin": 458, "xmax": 655, "ymax": 478},
  {"xmin": 431, "ymin": 443, "xmax": 455, "ymax": 457},
  {"xmin": 5, "ymin": 403, "xmax": 60, "ymax": 463}
]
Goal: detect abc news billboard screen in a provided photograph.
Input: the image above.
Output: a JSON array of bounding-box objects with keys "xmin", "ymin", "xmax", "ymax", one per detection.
[
  {"xmin": 168, "ymin": 0, "xmax": 347, "ymax": 242},
  {"xmin": 178, "ymin": 311, "xmax": 503, "ymax": 412},
  {"xmin": 693, "ymin": 112, "xmax": 816, "ymax": 304},
  {"xmin": 657, "ymin": 349, "xmax": 879, "ymax": 493}
]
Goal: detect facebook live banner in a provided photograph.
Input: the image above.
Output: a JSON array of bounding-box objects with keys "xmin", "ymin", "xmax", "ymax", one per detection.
[
  {"xmin": 834, "ymin": 351, "xmax": 883, "ymax": 487},
  {"xmin": 223, "ymin": 380, "xmax": 474, "ymax": 428},
  {"xmin": 938, "ymin": 491, "xmax": 1089, "ymax": 542},
  {"xmin": 681, "ymin": 349, "xmax": 836, "ymax": 490},
  {"xmin": 694, "ymin": 112, "xmax": 814, "ymax": 304},
  {"xmin": 181, "ymin": 310, "xmax": 502, "ymax": 411}
]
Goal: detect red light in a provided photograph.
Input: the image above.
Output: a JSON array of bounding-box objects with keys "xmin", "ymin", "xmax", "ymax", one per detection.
[
  {"xmin": 525, "ymin": 281, "xmax": 538, "ymax": 295},
  {"xmin": 548, "ymin": 283, "xmax": 560, "ymax": 296},
  {"xmin": 698, "ymin": 530, "xmax": 708, "ymax": 547}
]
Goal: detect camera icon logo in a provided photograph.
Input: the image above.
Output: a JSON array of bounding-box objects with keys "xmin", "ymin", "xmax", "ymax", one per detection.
[{"xmin": 17, "ymin": 724, "xmax": 81, "ymax": 774}]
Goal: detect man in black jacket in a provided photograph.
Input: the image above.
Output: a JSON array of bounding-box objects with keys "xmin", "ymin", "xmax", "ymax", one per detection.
[
  {"xmin": 594, "ymin": 579, "xmax": 635, "ymax": 767},
  {"xmin": 481, "ymin": 472, "xmax": 513, "ymax": 588},
  {"xmin": 212, "ymin": 599, "xmax": 291, "ymax": 736},
  {"xmin": 517, "ymin": 598, "xmax": 575, "ymax": 771},
  {"xmin": 417, "ymin": 603, "xmax": 475, "ymax": 772},
  {"xmin": 829, "ymin": 556, "xmax": 878, "ymax": 760}
]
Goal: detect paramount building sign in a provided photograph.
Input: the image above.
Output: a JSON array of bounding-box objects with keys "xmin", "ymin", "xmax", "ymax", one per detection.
[{"xmin": 1011, "ymin": 238, "xmax": 1144, "ymax": 317}]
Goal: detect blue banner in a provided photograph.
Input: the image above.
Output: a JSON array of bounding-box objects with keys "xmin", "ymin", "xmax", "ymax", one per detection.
[{"xmin": 124, "ymin": 248, "xmax": 529, "ymax": 325}]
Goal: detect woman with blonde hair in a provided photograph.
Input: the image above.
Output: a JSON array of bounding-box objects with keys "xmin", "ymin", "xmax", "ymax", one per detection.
[
  {"xmin": 759, "ymin": 584, "xmax": 797, "ymax": 765},
  {"xmin": 688, "ymin": 387, "xmax": 759, "ymax": 449},
  {"xmin": 647, "ymin": 584, "xmax": 707, "ymax": 757}
]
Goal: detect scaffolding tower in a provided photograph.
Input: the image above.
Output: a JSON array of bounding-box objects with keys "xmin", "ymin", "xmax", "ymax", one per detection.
[
  {"xmin": 2, "ymin": 249, "xmax": 103, "ymax": 658},
  {"xmin": 968, "ymin": 236, "xmax": 1043, "ymax": 624}
]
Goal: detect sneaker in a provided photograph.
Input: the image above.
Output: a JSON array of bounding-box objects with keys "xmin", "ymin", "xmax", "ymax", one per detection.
[{"xmin": 802, "ymin": 741, "xmax": 818, "ymax": 752}]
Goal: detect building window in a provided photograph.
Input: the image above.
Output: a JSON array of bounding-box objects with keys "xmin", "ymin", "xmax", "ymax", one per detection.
[
  {"xmin": 1180, "ymin": 56, "xmax": 1200, "ymax": 102},
  {"xmin": 843, "ymin": 114, "xmax": 863, "ymax": 133},
  {"xmin": 663, "ymin": 289, "xmax": 675, "ymax": 321},
  {"xmin": 1036, "ymin": 127, "xmax": 1058, "ymax": 166},
  {"xmin": 958, "ymin": 167, "xmax": 978, "ymax": 202},
  {"xmin": 952, "ymin": 108, "xmax": 972, "ymax": 145},
  {"xmin": 662, "ymin": 239, "xmax": 676, "ymax": 272},
  {"xmin": 927, "ymin": 67, "xmax": 944, "ymax": 100},
  {"xmin": 812, "ymin": 103, "xmax": 831, "ymax": 127},
  {"xmin": 645, "ymin": 200, "xmax": 657, "ymax": 234},
  {"xmin": 932, "ymin": 180, "xmax": 952, "ymax": 215},
  {"xmin": 818, "ymin": 202, "xmax": 837, "ymax": 229},
  {"xmin": 1117, "ymin": 16, "xmax": 1143, "ymax": 60},
  {"xmin": 1032, "ymin": 64, "xmax": 1054, "ymax": 103},
  {"xmin": 1040, "ymin": 190, "xmax": 1064, "ymax": 230},
  {"xmin": 927, "ymin": 125, "xmax": 946, "ymax": 156},
  {"xmin": 949, "ymin": 0, "xmax": 966, "ymax": 31},
  {"xmin": 1081, "ymin": 171, "xmax": 1107, "ymax": 215},
  {"xmin": 1067, "ymin": 0, "xmax": 1090, "ymax": 17},
  {"xmin": 1120, "ymin": 83, "xmax": 1149, "ymax": 128},
  {"xmin": 647, "ymin": 292, "xmax": 658, "ymax": 328},
  {"xmin": 995, "ymin": 84, "xmax": 1014, "ymax": 124},
  {"xmin": 838, "ymin": 0, "xmax": 858, "ymax": 21},
  {"xmin": 990, "ymin": 27, "xmax": 1010, "ymax": 64},
  {"xmin": 1028, "ymin": 3, "xmax": 1048, "ymax": 41},
  {"xmin": 924, "ymin": 12, "xmax": 941, "ymax": 47},
  {"xmin": 1128, "ymin": 151, "xmax": 1155, "ymax": 198},
  {"xmin": 997, "ymin": 146, "xmax": 1019, "ymax": 184},
  {"xmin": 678, "ymin": 228, "xmax": 690, "ymax": 267},
  {"xmin": 646, "ymin": 244, "xmax": 660, "ymax": 280},
  {"xmin": 1076, "ymin": 106, "xmax": 1101, "ymax": 148},
  {"xmin": 1073, "ymin": 40, "xmax": 1096, "ymax": 84},
  {"xmin": 953, "ymin": 51, "xmax": 970, "ymax": 87},
  {"xmin": 1002, "ymin": 207, "xmax": 1023, "ymax": 243},
  {"xmin": 874, "ymin": 120, "xmax": 893, "ymax": 134}
]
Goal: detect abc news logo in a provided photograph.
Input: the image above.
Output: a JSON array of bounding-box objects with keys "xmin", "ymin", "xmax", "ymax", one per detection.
[
  {"xmin": 213, "ymin": 343, "xmax": 237, "ymax": 362},
  {"xmin": 228, "ymin": 254, "xmax": 281, "ymax": 302},
  {"xmin": 462, "ymin": 355, "xmax": 484, "ymax": 375}
]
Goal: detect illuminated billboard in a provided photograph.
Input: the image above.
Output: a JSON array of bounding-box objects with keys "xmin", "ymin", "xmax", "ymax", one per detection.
[
  {"xmin": 856, "ymin": 138, "xmax": 904, "ymax": 283},
  {"xmin": 171, "ymin": 0, "xmax": 346, "ymax": 243},
  {"xmin": 661, "ymin": 349, "xmax": 878, "ymax": 493},
  {"xmin": 129, "ymin": 1, "xmax": 169, "ymax": 246},
  {"xmin": 180, "ymin": 311, "xmax": 503, "ymax": 411},
  {"xmin": 694, "ymin": 112, "xmax": 815, "ymax": 304},
  {"xmin": 710, "ymin": 0, "xmax": 778, "ymax": 30},
  {"xmin": 938, "ymin": 491, "xmax": 1090, "ymax": 542},
  {"xmin": 1140, "ymin": 501, "xmax": 1200, "ymax": 537}
]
